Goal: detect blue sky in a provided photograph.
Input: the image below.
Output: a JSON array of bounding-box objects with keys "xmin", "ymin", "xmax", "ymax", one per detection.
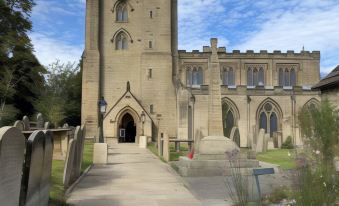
[{"xmin": 30, "ymin": 0, "xmax": 339, "ymax": 74}]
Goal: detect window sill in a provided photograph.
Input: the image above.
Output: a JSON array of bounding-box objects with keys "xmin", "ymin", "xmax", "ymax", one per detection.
[{"xmin": 115, "ymin": 20, "xmax": 129, "ymax": 23}]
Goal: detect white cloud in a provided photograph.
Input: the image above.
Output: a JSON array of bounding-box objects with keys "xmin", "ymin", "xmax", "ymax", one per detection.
[{"xmin": 30, "ymin": 32, "xmax": 83, "ymax": 66}]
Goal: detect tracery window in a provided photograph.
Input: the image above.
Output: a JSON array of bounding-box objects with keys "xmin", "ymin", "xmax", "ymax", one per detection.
[
  {"xmin": 221, "ymin": 66, "xmax": 235, "ymax": 86},
  {"xmin": 186, "ymin": 66, "xmax": 203, "ymax": 87},
  {"xmin": 247, "ymin": 65, "xmax": 265, "ymax": 86},
  {"xmin": 116, "ymin": 32, "xmax": 128, "ymax": 50},
  {"xmin": 116, "ymin": 3, "xmax": 128, "ymax": 22},
  {"xmin": 258, "ymin": 100, "xmax": 281, "ymax": 137},
  {"xmin": 278, "ymin": 64, "xmax": 298, "ymax": 86},
  {"xmin": 222, "ymin": 99, "xmax": 239, "ymax": 141}
]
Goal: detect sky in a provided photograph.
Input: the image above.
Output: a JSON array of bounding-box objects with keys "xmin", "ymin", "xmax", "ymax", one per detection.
[{"xmin": 29, "ymin": 0, "xmax": 339, "ymax": 75}]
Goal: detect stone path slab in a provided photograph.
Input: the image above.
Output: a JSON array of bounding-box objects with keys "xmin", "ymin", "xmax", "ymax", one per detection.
[{"xmin": 67, "ymin": 144, "xmax": 202, "ymax": 206}]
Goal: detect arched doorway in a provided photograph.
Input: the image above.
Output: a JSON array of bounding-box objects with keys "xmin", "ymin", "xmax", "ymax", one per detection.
[{"xmin": 119, "ymin": 113, "xmax": 136, "ymax": 143}]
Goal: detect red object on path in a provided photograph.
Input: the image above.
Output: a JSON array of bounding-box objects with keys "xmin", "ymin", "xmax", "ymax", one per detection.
[{"xmin": 187, "ymin": 148, "xmax": 194, "ymax": 159}]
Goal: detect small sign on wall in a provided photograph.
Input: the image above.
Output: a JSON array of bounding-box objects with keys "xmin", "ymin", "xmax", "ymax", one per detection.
[{"xmin": 120, "ymin": 129, "xmax": 125, "ymax": 138}]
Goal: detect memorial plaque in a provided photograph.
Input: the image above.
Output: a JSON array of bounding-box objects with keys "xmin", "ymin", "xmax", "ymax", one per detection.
[{"xmin": 0, "ymin": 127, "xmax": 26, "ymax": 206}]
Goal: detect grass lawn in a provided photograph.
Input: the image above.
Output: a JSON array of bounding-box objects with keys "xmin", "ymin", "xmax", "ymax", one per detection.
[
  {"xmin": 49, "ymin": 140, "xmax": 94, "ymax": 205},
  {"xmin": 256, "ymin": 149, "xmax": 296, "ymax": 170},
  {"xmin": 147, "ymin": 142, "xmax": 190, "ymax": 162},
  {"xmin": 169, "ymin": 143, "xmax": 190, "ymax": 161}
]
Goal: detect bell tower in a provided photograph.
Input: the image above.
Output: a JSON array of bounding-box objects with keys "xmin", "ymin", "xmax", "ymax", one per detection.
[{"xmin": 82, "ymin": 0, "xmax": 178, "ymax": 138}]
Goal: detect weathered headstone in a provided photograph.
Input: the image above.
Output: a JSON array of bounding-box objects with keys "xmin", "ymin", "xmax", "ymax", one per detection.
[
  {"xmin": 63, "ymin": 139, "xmax": 76, "ymax": 187},
  {"xmin": 14, "ymin": 120, "xmax": 25, "ymax": 131},
  {"xmin": 44, "ymin": 122, "xmax": 50, "ymax": 130},
  {"xmin": 22, "ymin": 116, "xmax": 30, "ymax": 131},
  {"xmin": 62, "ymin": 123, "xmax": 69, "ymax": 129},
  {"xmin": 230, "ymin": 127, "xmax": 240, "ymax": 147},
  {"xmin": 0, "ymin": 127, "xmax": 26, "ymax": 206},
  {"xmin": 71, "ymin": 126, "xmax": 83, "ymax": 182},
  {"xmin": 162, "ymin": 133, "xmax": 170, "ymax": 162},
  {"xmin": 40, "ymin": 130, "xmax": 54, "ymax": 206},
  {"xmin": 78, "ymin": 125, "xmax": 86, "ymax": 171},
  {"xmin": 263, "ymin": 133, "xmax": 270, "ymax": 152},
  {"xmin": 36, "ymin": 113, "xmax": 44, "ymax": 129},
  {"xmin": 267, "ymin": 139, "xmax": 275, "ymax": 150},
  {"xmin": 255, "ymin": 129, "xmax": 265, "ymax": 153},
  {"xmin": 21, "ymin": 130, "xmax": 45, "ymax": 206}
]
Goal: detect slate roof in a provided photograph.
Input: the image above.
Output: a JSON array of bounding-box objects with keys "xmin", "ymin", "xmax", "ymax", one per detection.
[{"xmin": 313, "ymin": 65, "xmax": 339, "ymax": 90}]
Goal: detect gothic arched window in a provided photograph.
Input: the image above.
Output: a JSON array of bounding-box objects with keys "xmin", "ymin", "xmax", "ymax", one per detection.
[
  {"xmin": 247, "ymin": 68, "xmax": 253, "ymax": 86},
  {"xmin": 117, "ymin": 3, "xmax": 128, "ymax": 22},
  {"xmin": 290, "ymin": 68, "xmax": 296, "ymax": 86},
  {"xmin": 278, "ymin": 65, "xmax": 298, "ymax": 86},
  {"xmin": 279, "ymin": 68, "xmax": 284, "ymax": 86},
  {"xmin": 222, "ymin": 66, "xmax": 235, "ymax": 86},
  {"xmin": 247, "ymin": 65, "xmax": 265, "ymax": 86},
  {"xmin": 222, "ymin": 100, "xmax": 238, "ymax": 138},
  {"xmin": 186, "ymin": 67, "xmax": 192, "ymax": 86},
  {"xmin": 258, "ymin": 67, "xmax": 264, "ymax": 85},
  {"xmin": 116, "ymin": 32, "xmax": 128, "ymax": 50},
  {"xmin": 257, "ymin": 100, "xmax": 281, "ymax": 138},
  {"xmin": 284, "ymin": 68, "xmax": 290, "ymax": 86}
]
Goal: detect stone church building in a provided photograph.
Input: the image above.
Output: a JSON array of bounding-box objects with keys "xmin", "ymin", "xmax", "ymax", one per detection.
[{"xmin": 82, "ymin": 0, "xmax": 321, "ymax": 147}]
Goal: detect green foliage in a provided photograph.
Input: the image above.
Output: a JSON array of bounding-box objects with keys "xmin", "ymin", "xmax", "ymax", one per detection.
[
  {"xmin": 225, "ymin": 149, "xmax": 250, "ymax": 206},
  {"xmin": 35, "ymin": 61, "xmax": 81, "ymax": 127},
  {"xmin": 263, "ymin": 186, "xmax": 293, "ymax": 205},
  {"xmin": 256, "ymin": 149, "xmax": 296, "ymax": 170},
  {"xmin": 281, "ymin": 136, "xmax": 294, "ymax": 149},
  {"xmin": 295, "ymin": 100, "xmax": 339, "ymax": 205},
  {"xmin": 0, "ymin": 104, "xmax": 19, "ymax": 126},
  {"xmin": 0, "ymin": 0, "xmax": 45, "ymax": 124}
]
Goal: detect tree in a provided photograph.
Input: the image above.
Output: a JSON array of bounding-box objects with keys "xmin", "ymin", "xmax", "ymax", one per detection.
[
  {"xmin": 35, "ymin": 61, "xmax": 82, "ymax": 127},
  {"xmin": 0, "ymin": 0, "xmax": 45, "ymax": 125}
]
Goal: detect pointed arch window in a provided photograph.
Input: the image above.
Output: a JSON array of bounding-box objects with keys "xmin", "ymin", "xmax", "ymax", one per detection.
[
  {"xmin": 257, "ymin": 101, "xmax": 281, "ymax": 138},
  {"xmin": 222, "ymin": 103, "xmax": 235, "ymax": 138},
  {"xmin": 247, "ymin": 64, "xmax": 265, "ymax": 86},
  {"xmin": 279, "ymin": 68, "xmax": 284, "ymax": 86},
  {"xmin": 222, "ymin": 66, "xmax": 235, "ymax": 86},
  {"xmin": 116, "ymin": 32, "xmax": 128, "ymax": 50},
  {"xmin": 117, "ymin": 3, "xmax": 128, "ymax": 22},
  {"xmin": 278, "ymin": 64, "xmax": 298, "ymax": 86},
  {"xmin": 186, "ymin": 66, "xmax": 203, "ymax": 87}
]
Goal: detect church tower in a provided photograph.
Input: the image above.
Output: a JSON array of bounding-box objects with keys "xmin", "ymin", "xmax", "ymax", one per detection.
[{"xmin": 82, "ymin": 0, "xmax": 178, "ymax": 140}]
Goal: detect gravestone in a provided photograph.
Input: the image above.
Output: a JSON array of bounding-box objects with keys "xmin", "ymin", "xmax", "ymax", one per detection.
[
  {"xmin": 78, "ymin": 125, "xmax": 86, "ymax": 170},
  {"xmin": 255, "ymin": 129, "xmax": 265, "ymax": 153},
  {"xmin": 334, "ymin": 157, "xmax": 339, "ymax": 172},
  {"xmin": 14, "ymin": 120, "xmax": 25, "ymax": 131},
  {"xmin": 0, "ymin": 127, "xmax": 26, "ymax": 206},
  {"xmin": 267, "ymin": 139, "xmax": 275, "ymax": 150},
  {"xmin": 71, "ymin": 126, "xmax": 83, "ymax": 182},
  {"xmin": 63, "ymin": 139, "xmax": 76, "ymax": 187},
  {"xmin": 40, "ymin": 130, "xmax": 54, "ymax": 206},
  {"xmin": 62, "ymin": 123, "xmax": 69, "ymax": 128},
  {"xmin": 36, "ymin": 113, "xmax": 44, "ymax": 129},
  {"xmin": 162, "ymin": 133, "xmax": 170, "ymax": 162},
  {"xmin": 23, "ymin": 116, "xmax": 30, "ymax": 131},
  {"xmin": 44, "ymin": 122, "xmax": 50, "ymax": 130},
  {"xmin": 21, "ymin": 130, "xmax": 45, "ymax": 206},
  {"xmin": 230, "ymin": 127, "xmax": 240, "ymax": 147},
  {"xmin": 263, "ymin": 133, "xmax": 270, "ymax": 152}
]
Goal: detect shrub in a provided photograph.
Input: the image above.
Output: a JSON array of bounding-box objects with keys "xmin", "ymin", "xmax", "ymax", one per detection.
[{"xmin": 281, "ymin": 136, "xmax": 294, "ymax": 149}]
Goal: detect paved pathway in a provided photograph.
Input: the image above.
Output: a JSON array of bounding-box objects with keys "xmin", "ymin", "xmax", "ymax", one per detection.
[{"xmin": 66, "ymin": 144, "xmax": 203, "ymax": 206}]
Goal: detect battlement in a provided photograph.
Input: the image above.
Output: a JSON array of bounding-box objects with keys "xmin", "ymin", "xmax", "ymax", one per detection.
[{"xmin": 178, "ymin": 47, "xmax": 320, "ymax": 59}]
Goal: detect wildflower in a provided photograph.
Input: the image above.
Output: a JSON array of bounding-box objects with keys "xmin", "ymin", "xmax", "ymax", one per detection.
[
  {"xmin": 315, "ymin": 150, "xmax": 320, "ymax": 155},
  {"xmin": 323, "ymin": 182, "xmax": 326, "ymax": 187},
  {"xmin": 288, "ymin": 152, "xmax": 291, "ymax": 157}
]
